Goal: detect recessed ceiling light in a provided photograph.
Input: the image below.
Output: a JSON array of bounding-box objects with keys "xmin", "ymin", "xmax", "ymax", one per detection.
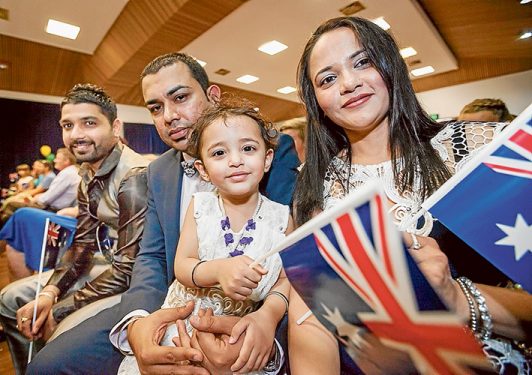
[
  {"xmin": 236, "ymin": 75, "xmax": 259, "ymax": 84},
  {"xmin": 372, "ymin": 17, "xmax": 390, "ymax": 31},
  {"xmin": 400, "ymin": 47, "xmax": 417, "ymax": 58},
  {"xmin": 258, "ymin": 40, "xmax": 288, "ymax": 55},
  {"xmin": 0, "ymin": 63, "xmax": 8, "ymax": 70},
  {"xmin": 520, "ymin": 0, "xmax": 532, "ymax": 4},
  {"xmin": 277, "ymin": 86, "xmax": 297, "ymax": 94},
  {"xmin": 411, "ymin": 66, "xmax": 435, "ymax": 77},
  {"xmin": 519, "ymin": 30, "xmax": 532, "ymax": 40},
  {"xmin": 46, "ymin": 19, "xmax": 80, "ymax": 40}
]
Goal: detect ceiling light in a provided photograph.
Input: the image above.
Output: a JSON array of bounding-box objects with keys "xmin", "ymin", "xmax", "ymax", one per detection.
[
  {"xmin": 519, "ymin": 30, "xmax": 532, "ymax": 40},
  {"xmin": 520, "ymin": 0, "xmax": 532, "ymax": 4},
  {"xmin": 258, "ymin": 40, "xmax": 288, "ymax": 55},
  {"xmin": 372, "ymin": 17, "xmax": 390, "ymax": 31},
  {"xmin": 400, "ymin": 47, "xmax": 417, "ymax": 58},
  {"xmin": 277, "ymin": 86, "xmax": 297, "ymax": 94},
  {"xmin": 46, "ymin": 19, "xmax": 80, "ymax": 40},
  {"xmin": 411, "ymin": 66, "xmax": 435, "ymax": 77},
  {"xmin": 236, "ymin": 75, "xmax": 259, "ymax": 84}
]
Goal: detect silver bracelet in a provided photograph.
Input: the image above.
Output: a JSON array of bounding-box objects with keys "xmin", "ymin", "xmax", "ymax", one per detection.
[
  {"xmin": 265, "ymin": 291, "xmax": 289, "ymax": 315},
  {"xmin": 456, "ymin": 277, "xmax": 478, "ymax": 333},
  {"xmin": 459, "ymin": 277, "xmax": 493, "ymax": 340}
]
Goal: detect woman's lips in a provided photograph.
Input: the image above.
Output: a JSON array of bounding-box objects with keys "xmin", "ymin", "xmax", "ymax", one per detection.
[{"xmin": 342, "ymin": 93, "xmax": 372, "ymax": 109}]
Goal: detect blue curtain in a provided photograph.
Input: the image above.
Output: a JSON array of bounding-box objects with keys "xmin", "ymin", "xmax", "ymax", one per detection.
[
  {"xmin": 123, "ymin": 123, "xmax": 169, "ymax": 155},
  {"xmin": 0, "ymin": 98, "xmax": 62, "ymax": 188}
]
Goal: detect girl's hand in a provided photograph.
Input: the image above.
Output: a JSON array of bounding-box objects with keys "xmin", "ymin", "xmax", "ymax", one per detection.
[
  {"xmin": 216, "ymin": 256, "xmax": 267, "ymax": 301},
  {"xmin": 229, "ymin": 310, "xmax": 276, "ymax": 373}
]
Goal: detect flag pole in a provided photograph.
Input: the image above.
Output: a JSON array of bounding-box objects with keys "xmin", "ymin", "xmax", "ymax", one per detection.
[{"xmin": 28, "ymin": 217, "xmax": 51, "ymax": 363}]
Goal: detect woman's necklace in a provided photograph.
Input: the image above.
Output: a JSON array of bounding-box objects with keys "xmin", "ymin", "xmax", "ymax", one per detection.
[{"xmin": 219, "ymin": 195, "xmax": 263, "ymax": 257}]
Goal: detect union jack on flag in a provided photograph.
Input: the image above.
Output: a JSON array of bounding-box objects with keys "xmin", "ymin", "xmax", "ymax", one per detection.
[
  {"xmin": 423, "ymin": 104, "xmax": 532, "ymax": 291},
  {"xmin": 43, "ymin": 220, "xmax": 72, "ymax": 269},
  {"xmin": 277, "ymin": 181, "xmax": 489, "ymax": 374}
]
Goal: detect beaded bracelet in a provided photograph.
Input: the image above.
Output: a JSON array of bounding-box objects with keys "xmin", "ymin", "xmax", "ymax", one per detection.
[
  {"xmin": 456, "ymin": 277, "xmax": 478, "ymax": 333},
  {"xmin": 191, "ymin": 260, "xmax": 206, "ymax": 288},
  {"xmin": 265, "ymin": 291, "xmax": 289, "ymax": 315},
  {"xmin": 461, "ymin": 277, "xmax": 493, "ymax": 340}
]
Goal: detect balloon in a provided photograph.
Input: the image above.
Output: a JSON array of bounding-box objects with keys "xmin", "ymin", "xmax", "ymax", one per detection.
[
  {"xmin": 40, "ymin": 145, "xmax": 52, "ymax": 157},
  {"xmin": 46, "ymin": 153, "xmax": 55, "ymax": 162}
]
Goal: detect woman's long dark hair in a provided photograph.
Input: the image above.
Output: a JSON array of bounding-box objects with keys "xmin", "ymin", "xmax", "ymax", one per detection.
[{"xmin": 295, "ymin": 17, "xmax": 451, "ymax": 226}]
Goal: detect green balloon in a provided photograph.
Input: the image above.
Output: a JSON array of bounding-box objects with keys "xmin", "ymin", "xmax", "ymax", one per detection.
[{"xmin": 46, "ymin": 153, "xmax": 55, "ymax": 162}]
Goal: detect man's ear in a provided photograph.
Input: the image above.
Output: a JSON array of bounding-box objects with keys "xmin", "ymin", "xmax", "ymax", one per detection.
[
  {"xmin": 194, "ymin": 159, "xmax": 210, "ymax": 182},
  {"xmin": 112, "ymin": 119, "xmax": 122, "ymax": 138},
  {"xmin": 206, "ymin": 85, "xmax": 221, "ymax": 104},
  {"xmin": 264, "ymin": 149, "xmax": 274, "ymax": 173}
]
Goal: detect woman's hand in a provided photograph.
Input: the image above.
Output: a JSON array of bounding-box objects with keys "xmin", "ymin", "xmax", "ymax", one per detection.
[
  {"xmin": 403, "ymin": 233, "xmax": 467, "ymax": 320},
  {"xmin": 216, "ymin": 256, "xmax": 267, "ymax": 301},
  {"xmin": 228, "ymin": 309, "xmax": 276, "ymax": 373}
]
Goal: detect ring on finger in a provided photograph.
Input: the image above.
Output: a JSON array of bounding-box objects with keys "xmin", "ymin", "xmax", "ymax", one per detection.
[
  {"xmin": 410, "ymin": 233, "xmax": 421, "ymax": 250},
  {"xmin": 20, "ymin": 316, "xmax": 30, "ymax": 323}
]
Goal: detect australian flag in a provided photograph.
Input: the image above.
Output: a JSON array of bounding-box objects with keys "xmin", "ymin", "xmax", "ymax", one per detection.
[
  {"xmin": 43, "ymin": 220, "xmax": 72, "ymax": 269},
  {"xmin": 278, "ymin": 181, "xmax": 489, "ymax": 374},
  {"xmin": 423, "ymin": 104, "xmax": 532, "ymax": 292}
]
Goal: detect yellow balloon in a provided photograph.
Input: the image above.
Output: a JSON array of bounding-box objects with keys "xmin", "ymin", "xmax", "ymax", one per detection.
[{"xmin": 40, "ymin": 145, "xmax": 52, "ymax": 157}]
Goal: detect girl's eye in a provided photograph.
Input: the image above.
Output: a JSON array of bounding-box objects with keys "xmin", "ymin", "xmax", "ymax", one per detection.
[
  {"xmin": 243, "ymin": 145, "xmax": 256, "ymax": 152},
  {"xmin": 212, "ymin": 150, "xmax": 225, "ymax": 157}
]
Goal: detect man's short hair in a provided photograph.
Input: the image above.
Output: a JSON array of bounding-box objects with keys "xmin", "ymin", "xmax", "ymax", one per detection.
[
  {"xmin": 61, "ymin": 83, "xmax": 117, "ymax": 124},
  {"xmin": 56, "ymin": 148, "xmax": 77, "ymax": 165},
  {"xmin": 459, "ymin": 98, "xmax": 511, "ymax": 122},
  {"xmin": 279, "ymin": 117, "xmax": 306, "ymax": 142},
  {"xmin": 140, "ymin": 52, "xmax": 209, "ymax": 93},
  {"xmin": 16, "ymin": 164, "xmax": 30, "ymax": 172},
  {"xmin": 40, "ymin": 160, "xmax": 54, "ymax": 171}
]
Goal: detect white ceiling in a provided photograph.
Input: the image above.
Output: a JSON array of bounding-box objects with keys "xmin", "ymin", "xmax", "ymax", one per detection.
[
  {"xmin": 0, "ymin": 0, "xmax": 457, "ymax": 102},
  {"xmin": 0, "ymin": 0, "xmax": 128, "ymax": 54},
  {"xmin": 183, "ymin": 0, "xmax": 457, "ymax": 102}
]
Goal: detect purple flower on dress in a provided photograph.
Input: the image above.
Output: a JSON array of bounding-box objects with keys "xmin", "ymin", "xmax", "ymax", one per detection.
[
  {"xmin": 224, "ymin": 233, "xmax": 234, "ymax": 246},
  {"xmin": 229, "ymin": 249, "xmax": 244, "ymax": 257},
  {"xmin": 239, "ymin": 236, "xmax": 253, "ymax": 246},
  {"xmin": 245, "ymin": 219, "xmax": 256, "ymax": 231},
  {"xmin": 221, "ymin": 217, "xmax": 231, "ymax": 231}
]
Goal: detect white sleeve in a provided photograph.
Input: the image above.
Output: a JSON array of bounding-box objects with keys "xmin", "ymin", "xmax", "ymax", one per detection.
[{"xmin": 109, "ymin": 309, "xmax": 150, "ymax": 355}]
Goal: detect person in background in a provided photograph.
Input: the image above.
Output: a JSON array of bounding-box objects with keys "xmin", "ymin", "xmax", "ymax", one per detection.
[
  {"xmin": 457, "ymin": 98, "xmax": 515, "ymax": 122},
  {"xmin": 280, "ymin": 117, "xmax": 306, "ymax": 163},
  {"xmin": 0, "ymin": 149, "xmax": 79, "ymax": 224},
  {"xmin": 29, "ymin": 160, "xmax": 56, "ymax": 197}
]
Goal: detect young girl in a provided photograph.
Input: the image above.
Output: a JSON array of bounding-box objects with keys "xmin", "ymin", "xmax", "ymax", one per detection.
[
  {"xmin": 119, "ymin": 98, "xmax": 293, "ymax": 374},
  {"xmin": 288, "ymin": 16, "xmax": 532, "ymax": 375}
]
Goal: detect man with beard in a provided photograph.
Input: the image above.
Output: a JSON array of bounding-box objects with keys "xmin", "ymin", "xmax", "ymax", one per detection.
[
  {"xmin": 28, "ymin": 53, "xmax": 299, "ymax": 374},
  {"xmin": 0, "ymin": 83, "xmax": 149, "ymax": 375}
]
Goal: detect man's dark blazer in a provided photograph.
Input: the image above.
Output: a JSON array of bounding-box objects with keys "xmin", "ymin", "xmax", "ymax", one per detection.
[{"xmin": 27, "ymin": 134, "xmax": 299, "ymax": 374}]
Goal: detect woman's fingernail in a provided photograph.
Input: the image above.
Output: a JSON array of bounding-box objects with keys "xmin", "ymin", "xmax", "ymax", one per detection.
[{"xmin": 228, "ymin": 336, "xmax": 236, "ymax": 344}]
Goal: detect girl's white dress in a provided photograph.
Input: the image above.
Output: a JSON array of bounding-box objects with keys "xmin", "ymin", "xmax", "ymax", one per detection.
[{"xmin": 118, "ymin": 191, "xmax": 289, "ymax": 374}]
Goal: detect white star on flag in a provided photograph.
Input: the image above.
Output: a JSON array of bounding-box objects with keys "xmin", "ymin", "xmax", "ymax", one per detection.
[
  {"xmin": 495, "ymin": 214, "xmax": 532, "ymax": 261},
  {"xmin": 321, "ymin": 303, "xmax": 365, "ymax": 348}
]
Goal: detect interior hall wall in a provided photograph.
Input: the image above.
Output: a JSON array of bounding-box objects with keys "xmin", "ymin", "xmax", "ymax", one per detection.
[{"xmin": 416, "ymin": 70, "xmax": 532, "ymax": 119}]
